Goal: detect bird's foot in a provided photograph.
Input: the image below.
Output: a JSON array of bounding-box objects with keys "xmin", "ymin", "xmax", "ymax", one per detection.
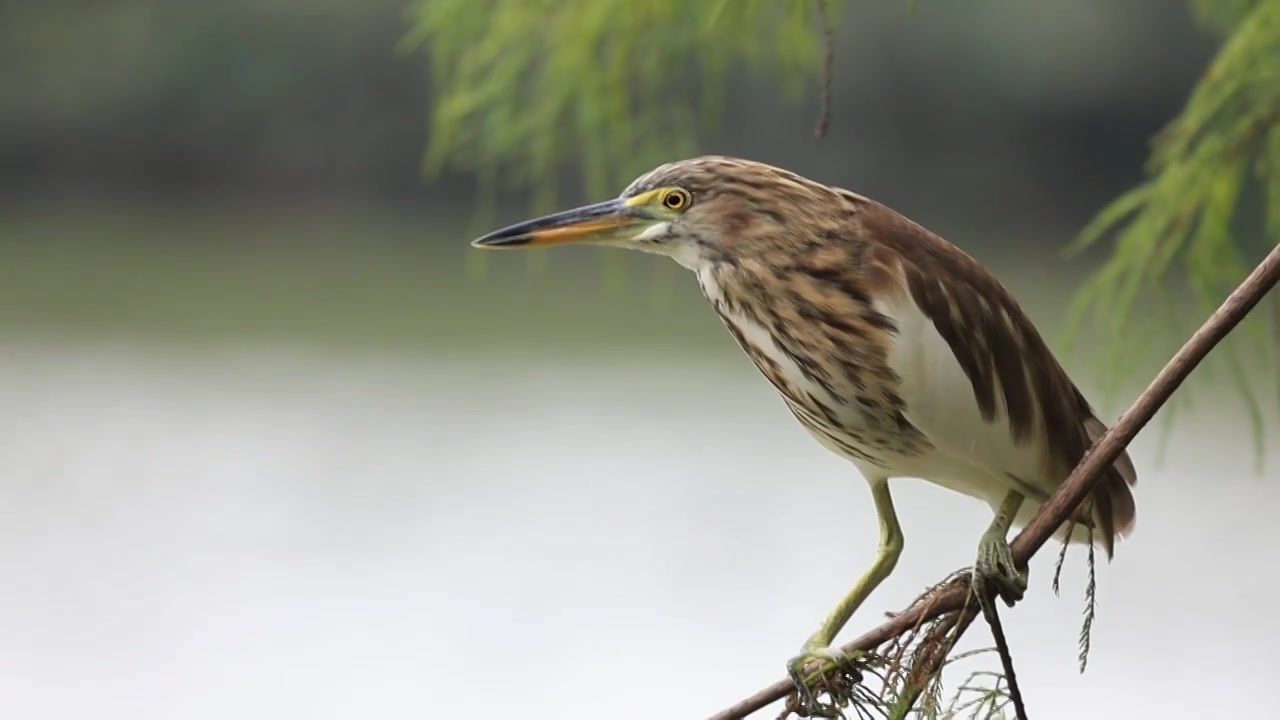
[
  {"xmin": 784, "ymin": 645, "xmax": 868, "ymax": 718},
  {"xmin": 971, "ymin": 530, "xmax": 1027, "ymax": 607}
]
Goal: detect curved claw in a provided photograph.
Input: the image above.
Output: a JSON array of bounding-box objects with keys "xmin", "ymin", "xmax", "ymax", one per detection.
[
  {"xmin": 973, "ymin": 532, "xmax": 1027, "ymax": 607},
  {"xmin": 786, "ymin": 646, "xmax": 866, "ymax": 718}
]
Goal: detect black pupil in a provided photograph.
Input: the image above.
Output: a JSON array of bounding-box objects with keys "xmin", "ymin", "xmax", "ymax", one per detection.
[{"xmin": 666, "ymin": 193, "xmax": 682, "ymax": 207}]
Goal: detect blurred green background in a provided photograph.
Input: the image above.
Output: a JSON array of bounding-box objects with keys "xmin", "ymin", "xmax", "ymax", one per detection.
[
  {"xmin": 0, "ymin": 0, "xmax": 1220, "ymax": 352},
  {"xmin": 2, "ymin": 2, "xmax": 1276, "ymax": 720}
]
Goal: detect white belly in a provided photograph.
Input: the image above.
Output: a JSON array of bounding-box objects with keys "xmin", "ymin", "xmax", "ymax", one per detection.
[
  {"xmin": 699, "ymin": 267, "xmax": 1052, "ymax": 508},
  {"xmin": 874, "ymin": 294, "xmax": 1056, "ymax": 503}
]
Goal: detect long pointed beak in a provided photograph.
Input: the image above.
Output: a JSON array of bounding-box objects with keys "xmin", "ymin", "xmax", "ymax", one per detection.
[{"xmin": 470, "ymin": 198, "xmax": 650, "ymax": 249}]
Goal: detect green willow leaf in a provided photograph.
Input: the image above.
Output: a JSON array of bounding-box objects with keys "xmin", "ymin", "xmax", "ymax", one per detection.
[{"xmin": 1064, "ymin": 0, "xmax": 1280, "ymax": 435}]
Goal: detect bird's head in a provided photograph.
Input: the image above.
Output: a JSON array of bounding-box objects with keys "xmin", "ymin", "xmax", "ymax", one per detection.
[{"xmin": 470, "ymin": 156, "xmax": 839, "ymax": 269}]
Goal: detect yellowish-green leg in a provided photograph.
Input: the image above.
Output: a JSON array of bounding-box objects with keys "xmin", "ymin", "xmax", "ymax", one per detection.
[
  {"xmin": 973, "ymin": 489, "xmax": 1027, "ymax": 606},
  {"xmin": 787, "ymin": 478, "xmax": 903, "ymax": 715}
]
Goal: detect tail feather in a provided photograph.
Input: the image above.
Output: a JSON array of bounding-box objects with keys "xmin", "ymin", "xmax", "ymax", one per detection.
[
  {"xmin": 1083, "ymin": 417, "xmax": 1137, "ymax": 558},
  {"xmin": 1013, "ymin": 418, "xmax": 1137, "ymax": 556}
]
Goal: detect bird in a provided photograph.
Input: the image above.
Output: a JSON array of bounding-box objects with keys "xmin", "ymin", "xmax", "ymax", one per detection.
[{"xmin": 470, "ymin": 155, "xmax": 1137, "ymax": 714}]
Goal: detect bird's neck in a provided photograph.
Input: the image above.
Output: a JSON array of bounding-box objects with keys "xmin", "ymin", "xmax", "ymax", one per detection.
[
  {"xmin": 661, "ymin": 239, "xmax": 717, "ymax": 272},
  {"xmin": 692, "ymin": 259, "xmax": 745, "ymax": 312}
]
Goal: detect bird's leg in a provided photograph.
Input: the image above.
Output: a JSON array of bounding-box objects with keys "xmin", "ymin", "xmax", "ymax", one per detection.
[
  {"xmin": 787, "ymin": 479, "xmax": 902, "ymax": 716},
  {"xmin": 973, "ymin": 490, "xmax": 1027, "ymax": 607}
]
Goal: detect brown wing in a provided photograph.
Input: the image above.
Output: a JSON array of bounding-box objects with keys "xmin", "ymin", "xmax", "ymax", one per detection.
[{"xmin": 840, "ymin": 189, "xmax": 1137, "ymax": 555}]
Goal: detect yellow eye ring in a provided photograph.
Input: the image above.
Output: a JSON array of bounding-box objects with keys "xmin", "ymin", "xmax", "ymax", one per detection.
[{"xmin": 661, "ymin": 188, "xmax": 691, "ymax": 211}]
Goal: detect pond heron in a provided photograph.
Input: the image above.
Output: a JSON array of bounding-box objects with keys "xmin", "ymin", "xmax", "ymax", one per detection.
[{"xmin": 471, "ymin": 156, "xmax": 1137, "ymax": 713}]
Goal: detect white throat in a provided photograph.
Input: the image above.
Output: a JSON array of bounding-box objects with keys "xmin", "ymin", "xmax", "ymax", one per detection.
[{"xmin": 619, "ymin": 221, "xmax": 713, "ymax": 272}]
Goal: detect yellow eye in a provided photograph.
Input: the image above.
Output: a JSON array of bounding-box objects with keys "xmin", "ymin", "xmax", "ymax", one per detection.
[{"xmin": 661, "ymin": 188, "xmax": 691, "ymax": 211}]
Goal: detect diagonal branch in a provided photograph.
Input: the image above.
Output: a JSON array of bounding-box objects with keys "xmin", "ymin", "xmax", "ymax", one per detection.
[{"xmin": 708, "ymin": 241, "xmax": 1280, "ymax": 720}]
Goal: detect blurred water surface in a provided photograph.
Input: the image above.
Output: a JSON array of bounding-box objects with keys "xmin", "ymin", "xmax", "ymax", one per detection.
[{"xmin": 1, "ymin": 302, "xmax": 1276, "ymax": 719}]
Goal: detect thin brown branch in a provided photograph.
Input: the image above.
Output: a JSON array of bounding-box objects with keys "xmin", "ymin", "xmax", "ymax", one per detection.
[
  {"xmin": 708, "ymin": 241, "xmax": 1280, "ymax": 720},
  {"xmin": 977, "ymin": 596, "xmax": 1027, "ymax": 720},
  {"xmin": 813, "ymin": 0, "xmax": 834, "ymax": 139}
]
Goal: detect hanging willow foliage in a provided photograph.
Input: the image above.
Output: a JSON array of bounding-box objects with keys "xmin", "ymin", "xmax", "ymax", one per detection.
[
  {"xmin": 405, "ymin": 0, "xmax": 1279, "ymax": 437},
  {"xmin": 400, "ymin": 0, "xmax": 830, "ymax": 206},
  {"xmin": 1062, "ymin": 0, "xmax": 1279, "ymax": 453}
]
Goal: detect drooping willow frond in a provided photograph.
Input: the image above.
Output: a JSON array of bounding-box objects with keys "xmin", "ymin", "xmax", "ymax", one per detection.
[
  {"xmin": 401, "ymin": 0, "xmax": 837, "ymax": 205},
  {"xmin": 1062, "ymin": 0, "xmax": 1280, "ymax": 449}
]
